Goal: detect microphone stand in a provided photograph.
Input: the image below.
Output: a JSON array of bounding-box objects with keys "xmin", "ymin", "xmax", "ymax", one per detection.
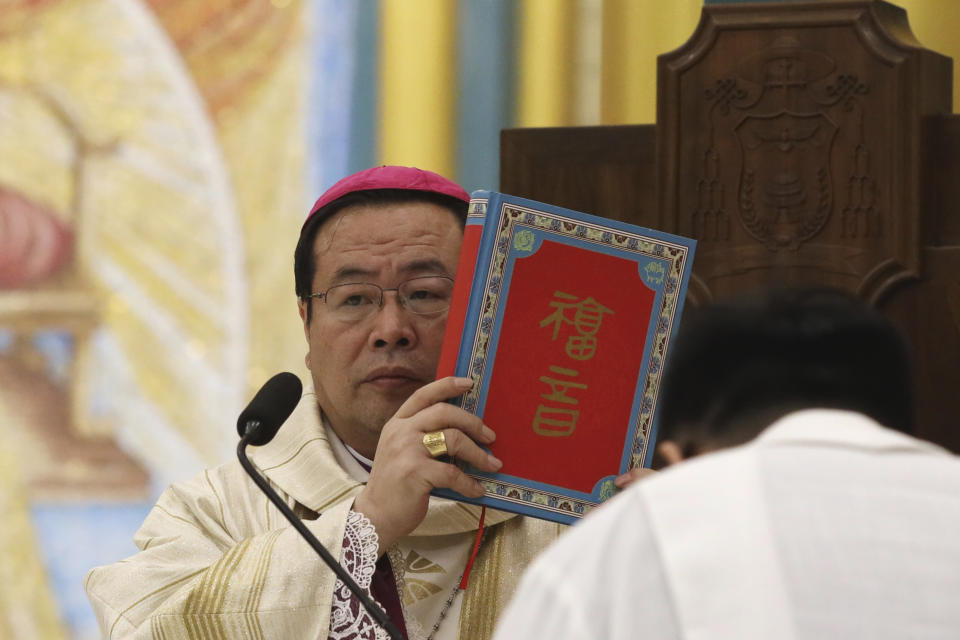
[{"xmin": 237, "ymin": 426, "xmax": 404, "ymax": 640}]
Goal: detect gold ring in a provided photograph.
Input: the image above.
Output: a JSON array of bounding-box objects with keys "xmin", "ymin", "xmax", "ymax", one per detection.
[{"xmin": 422, "ymin": 430, "xmax": 448, "ymax": 458}]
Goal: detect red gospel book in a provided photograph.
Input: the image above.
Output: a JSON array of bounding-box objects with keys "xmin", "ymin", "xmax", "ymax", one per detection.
[{"xmin": 434, "ymin": 191, "xmax": 696, "ymax": 524}]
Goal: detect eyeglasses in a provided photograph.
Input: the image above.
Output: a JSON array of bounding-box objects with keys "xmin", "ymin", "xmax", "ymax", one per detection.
[{"xmin": 305, "ymin": 275, "xmax": 455, "ymax": 321}]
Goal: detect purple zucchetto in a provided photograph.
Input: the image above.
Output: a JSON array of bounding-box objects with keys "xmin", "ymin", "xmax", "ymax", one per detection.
[{"xmin": 304, "ymin": 165, "xmax": 470, "ymax": 228}]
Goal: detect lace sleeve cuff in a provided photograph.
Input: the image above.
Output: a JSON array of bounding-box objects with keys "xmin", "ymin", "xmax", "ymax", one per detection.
[{"xmin": 329, "ymin": 509, "xmax": 387, "ymax": 640}]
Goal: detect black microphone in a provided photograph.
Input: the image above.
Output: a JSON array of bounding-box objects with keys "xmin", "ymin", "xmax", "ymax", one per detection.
[
  {"xmin": 236, "ymin": 371, "xmax": 303, "ymax": 445},
  {"xmin": 236, "ymin": 373, "xmax": 403, "ymax": 640}
]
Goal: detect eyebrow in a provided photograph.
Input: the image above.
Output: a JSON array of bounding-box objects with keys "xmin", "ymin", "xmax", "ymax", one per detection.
[{"xmin": 329, "ymin": 259, "xmax": 452, "ymax": 284}]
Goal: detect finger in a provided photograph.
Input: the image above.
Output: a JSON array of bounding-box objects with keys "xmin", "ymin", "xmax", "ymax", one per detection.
[
  {"xmin": 394, "ymin": 376, "xmax": 474, "ymax": 419},
  {"xmin": 422, "ymin": 459, "xmax": 488, "ymax": 498},
  {"xmin": 439, "ymin": 429, "xmax": 502, "ymax": 473},
  {"xmin": 415, "ymin": 402, "xmax": 496, "ymax": 445},
  {"xmin": 613, "ymin": 467, "xmax": 657, "ymax": 489}
]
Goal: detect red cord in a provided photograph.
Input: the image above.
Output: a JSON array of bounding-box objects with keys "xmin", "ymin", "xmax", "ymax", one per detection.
[{"xmin": 459, "ymin": 506, "xmax": 486, "ymax": 590}]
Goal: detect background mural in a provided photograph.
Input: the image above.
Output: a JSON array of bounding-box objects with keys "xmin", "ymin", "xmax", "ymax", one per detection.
[{"xmin": 0, "ymin": 0, "xmax": 956, "ymax": 637}]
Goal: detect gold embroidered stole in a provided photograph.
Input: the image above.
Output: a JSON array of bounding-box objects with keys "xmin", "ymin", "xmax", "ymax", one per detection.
[{"xmin": 459, "ymin": 516, "xmax": 565, "ymax": 640}]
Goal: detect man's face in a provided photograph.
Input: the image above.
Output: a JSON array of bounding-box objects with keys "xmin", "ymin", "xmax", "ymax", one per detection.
[{"xmin": 297, "ymin": 201, "xmax": 463, "ymax": 458}]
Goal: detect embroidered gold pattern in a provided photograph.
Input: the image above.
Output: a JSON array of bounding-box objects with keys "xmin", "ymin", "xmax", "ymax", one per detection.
[{"xmin": 401, "ymin": 550, "xmax": 447, "ymax": 606}]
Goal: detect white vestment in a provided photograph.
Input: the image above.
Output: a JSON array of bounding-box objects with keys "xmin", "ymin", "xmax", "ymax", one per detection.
[
  {"xmin": 85, "ymin": 391, "xmax": 563, "ymax": 639},
  {"xmin": 493, "ymin": 409, "xmax": 960, "ymax": 640}
]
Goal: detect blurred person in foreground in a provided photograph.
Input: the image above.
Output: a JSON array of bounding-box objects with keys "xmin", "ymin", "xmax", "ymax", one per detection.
[
  {"xmin": 493, "ymin": 287, "xmax": 960, "ymax": 640},
  {"xmin": 85, "ymin": 166, "xmax": 583, "ymax": 640}
]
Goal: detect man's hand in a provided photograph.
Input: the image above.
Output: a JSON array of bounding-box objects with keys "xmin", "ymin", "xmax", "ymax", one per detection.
[
  {"xmin": 613, "ymin": 467, "xmax": 657, "ymax": 489},
  {"xmin": 351, "ymin": 376, "xmax": 502, "ymax": 554}
]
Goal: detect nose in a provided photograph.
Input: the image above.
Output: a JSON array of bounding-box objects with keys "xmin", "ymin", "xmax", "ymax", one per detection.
[{"xmin": 367, "ymin": 290, "xmax": 416, "ymax": 350}]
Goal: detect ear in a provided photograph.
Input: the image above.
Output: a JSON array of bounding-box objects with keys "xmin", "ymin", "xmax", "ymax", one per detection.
[
  {"xmin": 656, "ymin": 440, "xmax": 686, "ymax": 467},
  {"xmin": 298, "ymin": 298, "xmax": 312, "ymax": 337},
  {"xmin": 298, "ymin": 299, "xmax": 312, "ymax": 370}
]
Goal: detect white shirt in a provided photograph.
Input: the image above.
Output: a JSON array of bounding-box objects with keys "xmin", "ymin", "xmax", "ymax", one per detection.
[{"xmin": 493, "ymin": 410, "xmax": 960, "ymax": 640}]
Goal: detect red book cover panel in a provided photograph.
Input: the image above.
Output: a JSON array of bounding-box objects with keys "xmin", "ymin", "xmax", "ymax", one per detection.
[
  {"xmin": 483, "ymin": 239, "xmax": 655, "ymax": 493},
  {"xmin": 436, "ymin": 212, "xmax": 485, "ymax": 379}
]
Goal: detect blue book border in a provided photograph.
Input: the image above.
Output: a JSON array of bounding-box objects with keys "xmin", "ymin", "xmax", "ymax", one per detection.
[{"xmin": 434, "ymin": 191, "xmax": 696, "ymax": 524}]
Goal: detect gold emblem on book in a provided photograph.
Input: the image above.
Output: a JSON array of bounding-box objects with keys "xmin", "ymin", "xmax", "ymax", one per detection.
[
  {"xmin": 642, "ymin": 261, "xmax": 666, "ymax": 286},
  {"xmin": 513, "ymin": 229, "xmax": 535, "ymax": 252},
  {"xmin": 599, "ymin": 479, "xmax": 617, "ymax": 501}
]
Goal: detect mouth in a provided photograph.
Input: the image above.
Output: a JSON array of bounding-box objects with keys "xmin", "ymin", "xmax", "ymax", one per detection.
[{"xmin": 363, "ymin": 367, "xmax": 425, "ymax": 390}]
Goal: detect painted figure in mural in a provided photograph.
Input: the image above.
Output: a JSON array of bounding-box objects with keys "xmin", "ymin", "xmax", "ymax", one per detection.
[
  {"xmin": 492, "ymin": 288, "xmax": 960, "ymax": 640},
  {"xmin": 85, "ymin": 166, "xmax": 588, "ymax": 639}
]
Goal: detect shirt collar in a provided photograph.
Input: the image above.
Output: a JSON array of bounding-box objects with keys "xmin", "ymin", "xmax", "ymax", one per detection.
[
  {"xmin": 755, "ymin": 408, "xmax": 949, "ymax": 456},
  {"xmin": 325, "ymin": 418, "xmax": 372, "ymax": 480}
]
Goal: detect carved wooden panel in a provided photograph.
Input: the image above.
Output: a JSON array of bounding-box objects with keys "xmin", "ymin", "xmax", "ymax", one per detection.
[
  {"xmin": 499, "ymin": 2, "xmax": 960, "ymax": 450},
  {"xmin": 657, "ymin": 0, "xmax": 951, "ymax": 304},
  {"xmin": 500, "ymin": 125, "xmax": 655, "ymax": 225}
]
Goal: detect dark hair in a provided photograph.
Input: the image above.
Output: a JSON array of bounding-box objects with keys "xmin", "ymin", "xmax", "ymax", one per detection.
[
  {"xmin": 656, "ymin": 287, "xmax": 915, "ymax": 453},
  {"xmin": 294, "ymin": 188, "xmax": 468, "ymax": 323}
]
